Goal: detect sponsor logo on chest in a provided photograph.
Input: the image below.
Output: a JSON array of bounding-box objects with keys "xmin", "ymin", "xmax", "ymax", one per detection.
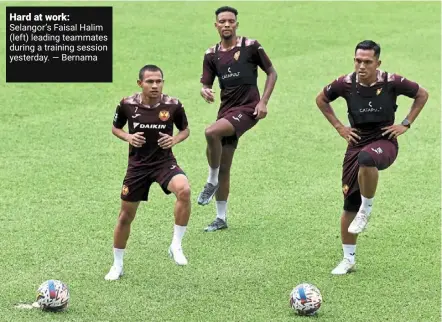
[
  {"xmin": 131, "ymin": 106, "xmax": 171, "ymax": 129},
  {"xmin": 133, "ymin": 123, "xmax": 167, "ymax": 129},
  {"xmin": 222, "ymin": 66, "xmax": 241, "ymax": 80}
]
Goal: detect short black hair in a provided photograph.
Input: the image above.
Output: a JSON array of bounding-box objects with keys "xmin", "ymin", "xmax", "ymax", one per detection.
[
  {"xmin": 355, "ymin": 40, "xmax": 381, "ymax": 58},
  {"xmin": 215, "ymin": 6, "xmax": 238, "ymax": 17},
  {"xmin": 138, "ymin": 64, "xmax": 163, "ymax": 80}
]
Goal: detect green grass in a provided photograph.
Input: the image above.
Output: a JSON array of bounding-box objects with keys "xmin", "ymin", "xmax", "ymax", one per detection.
[{"xmin": 0, "ymin": 1, "xmax": 440, "ymax": 321}]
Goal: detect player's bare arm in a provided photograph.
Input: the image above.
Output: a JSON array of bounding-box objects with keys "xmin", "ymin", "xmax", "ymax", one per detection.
[
  {"xmin": 382, "ymin": 86, "xmax": 429, "ymax": 139},
  {"xmin": 112, "ymin": 125, "xmax": 146, "ymax": 148},
  {"xmin": 315, "ymin": 91, "xmax": 361, "ymax": 144},
  {"xmin": 254, "ymin": 66, "xmax": 278, "ymax": 119},
  {"xmin": 158, "ymin": 127, "xmax": 190, "ymax": 149}
]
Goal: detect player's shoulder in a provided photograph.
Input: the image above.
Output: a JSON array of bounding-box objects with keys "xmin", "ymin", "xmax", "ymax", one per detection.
[
  {"xmin": 204, "ymin": 36, "xmax": 261, "ymax": 55},
  {"xmin": 242, "ymin": 36, "xmax": 259, "ymax": 46},
  {"xmin": 338, "ymin": 70, "xmax": 400, "ymax": 84},
  {"xmin": 161, "ymin": 94, "xmax": 183, "ymax": 107},
  {"xmin": 370, "ymin": 70, "xmax": 403, "ymax": 84},
  {"xmin": 120, "ymin": 93, "xmax": 140, "ymax": 105},
  {"xmin": 332, "ymin": 72, "xmax": 353, "ymax": 84},
  {"xmin": 204, "ymin": 44, "xmax": 217, "ymax": 55},
  {"xmin": 242, "ymin": 36, "xmax": 264, "ymax": 51},
  {"xmin": 382, "ymin": 71, "xmax": 404, "ymax": 83}
]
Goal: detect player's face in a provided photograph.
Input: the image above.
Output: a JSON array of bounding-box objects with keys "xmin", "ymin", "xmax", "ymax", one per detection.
[
  {"xmin": 215, "ymin": 12, "xmax": 238, "ymax": 40},
  {"xmin": 354, "ymin": 49, "xmax": 381, "ymax": 82},
  {"xmin": 137, "ymin": 70, "xmax": 164, "ymax": 98}
]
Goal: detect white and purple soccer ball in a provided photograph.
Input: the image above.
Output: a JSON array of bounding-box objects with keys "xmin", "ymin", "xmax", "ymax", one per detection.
[
  {"xmin": 290, "ymin": 283, "xmax": 322, "ymax": 316},
  {"xmin": 36, "ymin": 280, "xmax": 70, "ymax": 312}
]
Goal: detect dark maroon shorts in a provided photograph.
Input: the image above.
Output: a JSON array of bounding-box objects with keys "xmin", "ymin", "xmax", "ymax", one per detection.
[
  {"xmin": 217, "ymin": 107, "xmax": 258, "ymax": 149},
  {"xmin": 120, "ymin": 162, "xmax": 185, "ymax": 202},
  {"xmin": 342, "ymin": 139, "xmax": 398, "ymax": 212}
]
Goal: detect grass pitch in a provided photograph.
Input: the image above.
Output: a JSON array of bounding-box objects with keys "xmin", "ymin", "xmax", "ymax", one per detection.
[{"xmin": 0, "ymin": 1, "xmax": 440, "ymax": 321}]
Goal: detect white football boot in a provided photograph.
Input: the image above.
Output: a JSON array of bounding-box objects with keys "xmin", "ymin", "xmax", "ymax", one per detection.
[
  {"xmin": 331, "ymin": 258, "xmax": 356, "ymax": 275},
  {"xmin": 168, "ymin": 246, "xmax": 188, "ymax": 265},
  {"xmin": 105, "ymin": 265, "xmax": 124, "ymax": 281},
  {"xmin": 348, "ymin": 209, "xmax": 371, "ymax": 234}
]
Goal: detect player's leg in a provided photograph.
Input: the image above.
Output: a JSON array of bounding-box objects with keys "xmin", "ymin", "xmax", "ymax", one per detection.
[
  {"xmin": 332, "ymin": 148, "xmax": 359, "ymax": 275},
  {"xmin": 205, "ymin": 118, "xmax": 236, "ymax": 168},
  {"xmin": 198, "ymin": 110, "xmax": 258, "ymax": 206},
  {"xmin": 347, "ymin": 152, "xmax": 379, "ymax": 234},
  {"xmin": 332, "ymin": 193, "xmax": 360, "ymax": 275},
  {"xmin": 168, "ymin": 174, "xmax": 191, "ymax": 227},
  {"xmin": 204, "ymin": 145, "xmax": 235, "ymax": 232},
  {"xmin": 197, "ymin": 118, "xmax": 236, "ymax": 205},
  {"xmin": 166, "ymin": 174, "xmax": 191, "ymax": 265},
  {"xmin": 105, "ymin": 200, "xmax": 141, "ymax": 280},
  {"xmin": 348, "ymin": 140, "xmax": 398, "ymax": 234},
  {"xmin": 105, "ymin": 174, "xmax": 151, "ymax": 281},
  {"xmin": 157, "ymin": 164, "xmax": 191, "ymax": 265}
]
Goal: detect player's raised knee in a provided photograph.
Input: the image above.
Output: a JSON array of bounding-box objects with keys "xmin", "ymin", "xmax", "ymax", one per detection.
[
  {"xmin": 358, "ymin": 151, "xmax": 376, "ymax": 167},
  {"xmin": 205, "ymin": 126, "xmax": 218, "ymax": 139}
]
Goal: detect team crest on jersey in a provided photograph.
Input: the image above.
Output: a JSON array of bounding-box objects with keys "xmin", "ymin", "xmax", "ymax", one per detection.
[
  {"xmin": 122, "ymin": 185, "xmax": 129, "ymax": 196},
  {"xmin": 233, "ymin": 51, "xmax": 240, "ymax": 61},
  {"xmin": 342, "ymin": 184, "xmax": 349, "ymax": 195},
  {"xmin": 159, "ymin": 110, "xmax": 170, "ymax": 121},
  {"xmin": 376, "ymin": 88, "xmax": 382, "ymax": 95}
]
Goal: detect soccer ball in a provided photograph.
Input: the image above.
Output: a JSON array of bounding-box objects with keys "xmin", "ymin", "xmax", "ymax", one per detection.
[
  {"xmin": 290, "ymin": 283, "xmax": 322, "ymax": 316},
  {"xmin": 36, "ymin": 280, "xmax": 70, "ymax": 312}
]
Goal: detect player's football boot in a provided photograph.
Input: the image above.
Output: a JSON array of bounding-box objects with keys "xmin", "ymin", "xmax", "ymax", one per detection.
[
  {"xmin": 331, "ymin": 258, "xmax": 356, "ymax": 275},
  {"xmin": 204, "ymin": 218, "xmax": 228, "ymax": 232},
  {"xmin": 197, "ymin": 183, "xmax": 219, "ymax": 205},
  {"xmin": 168, "ymin": 246, "xmax": 188, "ymax": 266},
  {"xmin": 348, "ymin": 209, "xmax": 371, "ymax": 234},
  {"xmin": 104, "ymin": 265, "xmax": 124, "ymax": 281}
]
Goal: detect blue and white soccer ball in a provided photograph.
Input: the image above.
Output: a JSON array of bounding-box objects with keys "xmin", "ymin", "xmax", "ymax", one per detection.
[
  {"xmin": 36, "ymin": 280, "xmax": 70, "ymax": 312},
  {"xmin": 290, "ymin": 283, "xmax": 322, "ymax": 316}
]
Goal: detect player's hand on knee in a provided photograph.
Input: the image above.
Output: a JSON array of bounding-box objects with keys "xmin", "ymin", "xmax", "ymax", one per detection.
[
  {"xmin": 158, "ymin": 132, "xmax": 175, "ymax": 149},
  {"xmin": 128, "ymin": 132, "xmax": 146, "ymax": 148},
  {"xmin": 336, "ymin": 125, "xmax": 361, "ymax": 145},
  {"xmin": 381, "ymin": 124, "xmax": 408, "ymax": 140},
  {"xmin": 200, "ymin": 87, "xmax": 215, "ymax": 103}
]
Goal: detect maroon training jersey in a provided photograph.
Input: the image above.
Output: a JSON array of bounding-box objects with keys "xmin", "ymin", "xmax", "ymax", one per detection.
[
  {"xmin": 323, "ymin": 70, "xmax": 419, "ymax": 146},
  {"xmin": 200, "ymin": 36, "xmax": 273, "ymax": 116},
  {"xmin": 113, "ymin": 93, "xmax": 188, "ymax": 168}
]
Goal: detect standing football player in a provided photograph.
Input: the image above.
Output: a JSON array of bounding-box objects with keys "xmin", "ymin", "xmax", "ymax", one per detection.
[
  {"xmin": 105, "ymin": 65, "xmax": 191, "ymax": 280},
  {"xmin": 315, "ymin": 40, "xmax": 429, "ymax": 275},
  {"xmin": 198, "ymin": 6, "xmax": 278, "ymax": 232}
]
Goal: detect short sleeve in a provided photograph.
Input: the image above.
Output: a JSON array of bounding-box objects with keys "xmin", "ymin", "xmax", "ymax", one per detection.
[
  {"xmin": 200, "ymin": 53, "xmax": 216, "ymax": 86},
  {"xmin": 249, "ymin": 40, "xmax": 272, "ymax": 73},
  {"xmin": 323, "ymin": 76, "xmax": 347, "ymax": 102},
  {"xmin": 391, "ymin": 73, "xmax": 419, "ymax": 98},
  {"xmin": 113, "ymin": 100, "xmax": 127, "ymax": 129},
  {"xmin": 173, "ymin": 102, "xmax": 189, "ymax": 131}
]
